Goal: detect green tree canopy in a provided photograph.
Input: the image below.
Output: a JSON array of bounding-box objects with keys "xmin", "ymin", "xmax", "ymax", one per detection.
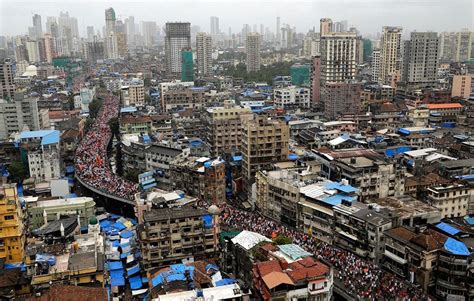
[
  {"xmin": 88, "ymin": 97, "xmax": 103, "ymax": 119},
  {"xmin": 8, "ymin": 161, "xmax": 27, "ymax": 183},
  {"xmin": 273, "ymin": 234, "xmax": 292, "ymax": 245}
]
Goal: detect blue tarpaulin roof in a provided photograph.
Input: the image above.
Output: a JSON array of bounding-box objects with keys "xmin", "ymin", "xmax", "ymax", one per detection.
[
  {"xmin": 129, "ymin": 275, "xmax": 142, "ymax": 290},
  {"xmin": 20, "ymin": 130, "xmax": 60, "ymax": 145},
  {"xmin": 111, "ymin": 275, "xmax": 125, "ymax": 287},
  {"xmin": 65, "ymin": 166, "xmax": 75, "ymax": 173},
  {"xmin": 436, "ymin": 222, "xmax": 461, "ymax": 236},
  {"xmin": 127, "ymin": 263, "xmax": 140, "ymax": 277},
  {"xmin": 385, "ymin": 147, "xmax": 411, "ymax": 158},
  {"xmin": 322, "ymin": 195, "xmax": 356, "ymax": 206},
  {"xmin": 202, "ymin": 215, "xmax": 213, "ymax": 229},
  {"xmin": 215, "ymin": 278, "xmax": 237, "ymax": 286},
  {"xmin": 120, "ymin": 230, "xmax": 134, "ymax": 239},
  {"xmin": 205, "ymin": 264, "xmax": 219, "ymax": 272},
  {"xmin": 4, "ymin": 262, "xmax": 27, "ymax": 271},
  {"xmin": 110, "ymin": 269, "xmax": 124, "ymax": 279},
  {"xmin": 114, "ymin": 222, "xmax": 126, "ymax": 231},
  {"xmin": 464, "ymin": 216, "xmax": 474, "ymax": 225},
  {"xmin": 288, "ymin": 153, "xmax": 299, "ymax": 161},
  {"xmin": 36, "ymin": 254, "xmax": 56, "ymax": 266},
  {"xmin": 232, "ymin": 156, "xmax": 242, "ymax": 161},
  {"xmin": 444, "ymin": 237, "xmax": 470, "ymax": 256},
  {"xmin": 108, "ymin": 261, "xmax": 123, "ymax": 270},
  {"xmin": 325, "ymin": 182, "xmax": 358, "ymax": 193}
]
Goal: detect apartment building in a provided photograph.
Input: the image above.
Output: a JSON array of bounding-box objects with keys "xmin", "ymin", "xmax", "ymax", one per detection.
[
  {"xmin": 20, "ymin": 130, "xmax": 61, "ymax": 182},
  {"xmin": 242, "ymin": 115, "xmax": 289, "ymax": 199},
  {"xmin": 0, "ymin": 184, "xmax": 25, "ymax": 263},
  {"xmin": 320, "ymin": 32, "xmax": 357, "ymax": 84},
  {"xmin": 161, "ymin": 86, "xmax": 208, "ymax": 113},
  {"xmin": 314, "ymin": 148, "xmax": 405, "ymax": 202},
  {"xmin": 273, "ymin": 86, "xmax": 311, "ymax": 109},
  {"xmin": 25, "ymin": 196, "xmax": 96, "ymax": 230},
  {"xmin": 333, "ymin": 201, "xmax": 395, "ymax": 263},
  {"xmin": 138, "ymin": 207, "xmax": 220, "ymax": 270},
  {"xmin": 323, "ymin": 81, "xmax": 363, "ymax": 120},
  {"xmin": 120, "ymin": 115, "xmax": 152, "ymax": 134},
  {"xmin": 121, "ymin": 81, "xmax": 145, "ymax": 107},
  {"xmin": 427, "ymin": 184, "xmax": 471, "ymax": 218},
  {"xmin": 204, "ymin": 100, "xmax": 253, "ymax": 157},
  {"xmin": 0, "ymin": 60, "xmax": 15, "ymax": 99},
  {"xmin": 170, "ymin": 156, "xmax": 226, "ymax": 205},
  {"xmin": 0, "ymin": 93, "xmax": 43, "ymax": 140},
  {"xmin": 451, "ymin": 74, "xmax": 472, "ymax": 99}
]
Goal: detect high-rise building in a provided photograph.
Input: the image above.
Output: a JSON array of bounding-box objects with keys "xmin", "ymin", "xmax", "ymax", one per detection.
[
  {"xmin": 26, "ymin": 40, "xmax": 40, "ymax": 63},
  {"xmin": 85, "ymin": 39, "xmax": 105, "ymax": 63},
  {"xmin": 87, "ymin": 26, "xmax": 94, "ymax": 42},
  {"xmin": 246, "ymin": 33, "xmax": 261, "ymax": 73},
  {"xmin": 379, "ymin": 26, "xmax": 402, "ymax": 84},
  {"xmin": 0, "ymin": 184, "xmax": 26, "ymax": 263},
  {"xmin": 363, "ymin": 39, "xmax": 373, "ymax": 62},
  {"xmin": 165, "ymin": 22, "xmax": 191, "ymax": 76},
  {"xmin": 320, "ymin": 32, "xmax": 357, "ymax": 84},
  {"xmin": 456, "ymin": 29, "xmax": 472, "ymax": 62},
  {"xmin": 320, "ymin": 18, "xmax": 333, "ymax": 36},
  {"xmin": 439, "ymin": 32, "xmax": 457, "ymax": 62},
  {"xmin": 276, "ymin": 17, "xmax": 281, "ymax": 47},
  {"xmin": 402, "ymin": 32, "xmax": 439, "ymax": 84},
  {"xmin": 311, "ymin": 56, "xmax": 321, "ymax": 105},
  {"xmin": 141, "ymin": 21, "xmax": 157, "ymax": 47},
  {"xmin": 104, "ymin": 8, "xmax": 118, "ymax": 59},
  {"xmin": 181, "ymin": 49, "xmax": 194, "ymax": 82},
  {"xmin": 324, "ymin": 81, "xmax": 363, "ymax": 120},
  {"xmin": 32, "ymin": 14, "xmax": 43, "ymax": 39},
  {"xmin": 196, "ymin": 32, "xmax": 212, "ymax": 77},
  {"xmin": 0, "ymin": 60, "xmax": 15, "ymax": 100},
  {"xmin": 125, "ymin": 16, "xmax": 135, "ymax": 47},
  {"xmin": 242, "ymin": 115, "xmax": 290, "ymax": 198},
  {"xmin": 210, "ymin": 16, "xmax": 219, "ymax": 36},
  {"xmin": 0, "ymin": 93, "xmax": 43, "ymax": 140},
  {"xmin": 371, "ymin": 49, "xmax": 381, "ymax": 82}
]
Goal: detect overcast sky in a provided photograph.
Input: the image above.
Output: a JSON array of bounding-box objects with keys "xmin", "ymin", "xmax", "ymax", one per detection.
[{"xmin": 1, "ymin": 0, "xmax": 473, "ymax": 37}]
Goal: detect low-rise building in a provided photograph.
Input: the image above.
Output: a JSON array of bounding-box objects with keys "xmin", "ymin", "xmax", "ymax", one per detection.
[
  {"xmin": 170, "ymin": 156, "xmax": 226, "ymax": 205},
  {"xmin": 273, "ymin": 86, "xmax": 311, "ymax": 109},
  {"xmin": 427, "ymin": 184, "xmax": 471, "ymax": 218},
  {"xmin": 161, "ymin": 85, "xmax": 208, "ymax": 113},
  {"xmin": 120, "ymin": 115, "xmax": 152, "ymax": 134},
  {"xmin": 121, "ymin": 81, "xmax": 145, "ymax": 107},
  {"xmin": 25, "ymin": 196, "xmax": 96, "ymax": 230}
]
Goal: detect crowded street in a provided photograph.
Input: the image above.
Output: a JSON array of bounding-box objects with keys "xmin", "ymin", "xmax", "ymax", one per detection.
[
  {"xmin": 221, "ymin": 206, "xmax": 430, "ymax": 301},
  {"xmin": 75, "ymin": 95, "xmax": 139, "ymax": 201}
]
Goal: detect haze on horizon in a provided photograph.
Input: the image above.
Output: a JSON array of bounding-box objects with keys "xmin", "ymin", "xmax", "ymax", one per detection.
[{"xmin": 0, "ymin": 0, "xmax": 473, "ymax": 37}]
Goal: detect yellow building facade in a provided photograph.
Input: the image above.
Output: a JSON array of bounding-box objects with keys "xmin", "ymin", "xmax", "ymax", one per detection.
[{"xmin": 0, "ymin": 184, "xmax": 25, "ymax": 263}]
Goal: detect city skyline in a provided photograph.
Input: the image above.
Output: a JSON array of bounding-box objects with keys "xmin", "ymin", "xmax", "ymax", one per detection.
[{"xmin": 0, "ymin": 0, "xmax": 473, "ymax": 37}]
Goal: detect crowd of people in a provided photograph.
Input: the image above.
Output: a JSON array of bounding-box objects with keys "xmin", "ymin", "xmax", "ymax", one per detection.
[
  {"xmin": 220, "ymin": 205, "xmax": 429, "ymax": 301},
  {"xmin": 75, "ymin": 95, "xmax": 138, "ymax": 201}
]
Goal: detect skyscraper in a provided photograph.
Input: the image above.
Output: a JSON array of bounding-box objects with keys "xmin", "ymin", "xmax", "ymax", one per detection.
[
  {"xmin": 0, "ymin": 60, "xmax": 15, "ymax": 99},
  {"xmin": 87, "ymin": 26, "xmax": 95, "ymax": 42},
  {"xmin": 276, "ymin": 17, "xmax": 281, "ymax": 47},
  {"xmin": 165, "ymin": 22, "xmax": 191, "ymax": 76},
  {"xmin": 196, "ymin": 32, "xmax": 212, "ymax": 76},
  {"xmin": 379, "ymin": 26, "xmax": 402, "ymax": 84},
  {"xmin": 371, "ymin": 49, "xmax": 381, "ymax": 82},
  {"xmin": 210, "ymin": 16, "xmax": 219, "ymax": 36},
  {"xmin": 32, "ymin": 14, "xmax": 42, "ymax": 39},
  {"xmin": 181, "ymin": 49, "xmax": 194, "ymax": 82},
  {"xmin": 320, "ymin": 32, "xmax": 357, "ymax": 84},
  {"xmin": 105, "ymin": 7, "xmax": 118, "ymax": 59},
  {"xmin": 402, "ymin": 32, "xmax": 439, "ymax": 84},
  {"xmin": 141, "ymin": 21, "xmax": 157, "ymax": 47},
  {"xmin": 456, "ymin": 29, "xmax": 472, "ymax": 62},
  {"xmin": 125, "ymin": 16, "xmax": 135, "ymax": 47},
  {"xmin": 320, "ymin": 18, "xmax": 333, "ymax": 36},
  {"xmin": 246, "ymin": 33, "xmax": 261, "ymax": 73}
]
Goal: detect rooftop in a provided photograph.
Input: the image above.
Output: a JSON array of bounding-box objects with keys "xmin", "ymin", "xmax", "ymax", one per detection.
[
  {"xmin": 143, "ymin": 208, "xmax": 209, "ymax": 222},
  {"xmin": 231, "ymin": 230, "xmax": 271, "ymax": 251},
  {"xmin": 426, "ymin": 103, "xmax": 463, "ymax": 109},
  {"xmin": 20, "ymin": 130, "xmax": 60, "ymax": 145}
]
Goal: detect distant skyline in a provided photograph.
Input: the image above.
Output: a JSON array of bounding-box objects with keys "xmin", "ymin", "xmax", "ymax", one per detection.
[{"xmin": 0, "ymin": 0, "xmax": 473, "ymax": 37}]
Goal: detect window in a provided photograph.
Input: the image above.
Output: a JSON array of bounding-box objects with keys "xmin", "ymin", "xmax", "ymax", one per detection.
[{"xmin": 4, "ymin": 215, "xmax": 14, "ymax": 220}]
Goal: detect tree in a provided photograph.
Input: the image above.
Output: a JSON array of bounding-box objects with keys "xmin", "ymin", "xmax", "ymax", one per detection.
[
  {"xmin": 88, "ymin": 97, "xmax": 103, "ymax": 119},
  {"xmin": 8, "ymin": 161, "xmax": 27, "ymax": 183},
  {"xmin": 115, "ymin": 143, "xmax": 124, "ymax": 176},
  {"xmin": 84, "ymin": 118, "xmax": 94, "ymax": 133},
  {"xmin": 108, "ymin": 117, "xmax": 120, "ymax": 139},
  {"xmin": 125, "ymin": 170, "xmax": 140, "ymax": 183},
  {"xmin": 68, "ymin": 95, "xmax": 75, "ymax": 110},
  {"xmin": 273, "ymin": 234, "xmax": 292, "ymax": 245},
  {"xmin": 144, "ymin": 78, "xmax": 152, "ymax": 87}
]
